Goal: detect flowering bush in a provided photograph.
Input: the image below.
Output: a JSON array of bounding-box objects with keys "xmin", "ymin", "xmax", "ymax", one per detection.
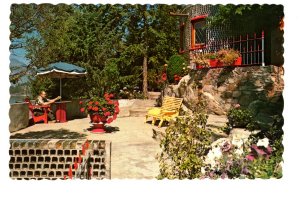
[
  {"xmin": 118, "ymin": 86, "xmax": 144, "ymax": 99},
  {"xmin": 192, "ymin": 53, "xmax": 210, "ymax": 67},
  {"xmin": 201, "ymin": 136, "xmax": 282, "ymax": 179},
  {"xmin": 192, "ymin": 49, "xmax": 241, "ymax": 67},
  {"xmin": 79, "ymin": 93, "xmax": 119, "ymax": 124},
  {"xmin": 217, "ymin": 49, "xmax": 241, "ymax": 66}
]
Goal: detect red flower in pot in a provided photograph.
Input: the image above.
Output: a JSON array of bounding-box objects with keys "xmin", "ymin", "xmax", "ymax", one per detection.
[{"xmin": 79, "ymin": 93, "xmax": 119, "ymax": 133}]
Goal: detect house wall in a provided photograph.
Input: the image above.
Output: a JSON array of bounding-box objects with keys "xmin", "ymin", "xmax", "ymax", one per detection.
[
  {"xmin": 180, "ymin": 5, "xmax": 283, "ymax": 66},
  {"xmin": 181, "ymin": 5, "xmax": 226, "ymax": 53}
]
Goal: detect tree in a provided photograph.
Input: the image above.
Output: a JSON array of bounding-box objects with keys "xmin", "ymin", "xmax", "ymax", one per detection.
[
  {"xmin": 10, "ymin": 4, "xmax": 182, "ymax": 98},
  {"xmin": 23, "ymin": 4, "xmax": 127, "ymax": 98},
  {"xmin": 121, "ymin": 4, "xmax": 182, "ymax": 96}
]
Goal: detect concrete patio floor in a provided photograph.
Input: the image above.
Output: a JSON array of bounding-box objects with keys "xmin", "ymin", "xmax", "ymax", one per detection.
[
  {"xmin": 11, "ymin": 117, "xmax": 161, "ymax": 179},
  {"xmin": 10, "ymin": 114, "xmax": 228, "ymax": 179}
]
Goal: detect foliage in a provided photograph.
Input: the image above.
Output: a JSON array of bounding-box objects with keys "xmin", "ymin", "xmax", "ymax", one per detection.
[
  {"xmin": 10, "ymin": 4, "xmax": 183, "ymax": 98},
  {"xmin": 227, "ymin": 104, "xmax": 257, "ymax": 130},
  {"xmin": 121, "ymin": 4, "xmax": 183, "ymax": 95},
  {"xmin": 166, "ymin": 54, "xmax": 187, "ymax": 83},
  {"xmin": 247, "ymin": 115, "xmax": 284, "ymax": 178},
  {"xmin": 208, "ymin": 5, "xmax": 284, "ymax": 34},
  {"xmin": 192, "ymin": 53, "xmax": 209, "ymax": 67},
  {"xmin": 79, "ymin": 93, "xmax": 119, "ymax": 123},
  {"xmin": 157, "ymin": 101, "xmax": 283, "ymax": 179},
  {"xmin": 245, "ymin": 143, "xmax": 282, "ymax": 179},
  {"xmin": 201, "ymin": 139, "xmax": 246, "ymax": 179},
  {"xmin": 192, "ymin": 49, "xmax": 240, "ymax": 67},
  {"xmin": 249, "ymin": 115, "xmax": 284, "ymax": 145},
  {"xmin": 201, "ymin": 136, "xmax": 282, "ymax": 179},
  {"xmin": 28, "ymin": 76, "xmax": 58, "ymax": 99},
  {"xmin": 217, "ymin": 49, "xmax": 241, "ymax": 66},
  {"xmin": 118, "ymin": 86, "xmax": 145, "ymax": 99},
  {"xmin": 157, "ymin": 103, "xmax": 211, "ymax": 179},
  {"xmin": 148, "ymin": 64, "xmax": 166, "ymax": 91}
]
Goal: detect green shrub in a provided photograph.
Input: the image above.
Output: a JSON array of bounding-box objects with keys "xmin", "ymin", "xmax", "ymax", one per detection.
[
  {"xmin": 157, "ymin": 103, "xmax": 212, "ymax": 179},
  {"xmin": 227, "ymin": 106, "xmax": 257, "ymax": 130},
  {"xmin": 247, "ymin": 115, "xmax": 284, "ymax": 178},
  {"xmin": 166, "ymin": 54, "xmax": 186, "ymax": 83}
]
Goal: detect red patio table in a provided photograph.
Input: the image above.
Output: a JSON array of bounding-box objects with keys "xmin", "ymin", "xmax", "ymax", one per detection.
[{"xmin": 55, "ymin": 101, "xmax": 71, "ymax": 123}]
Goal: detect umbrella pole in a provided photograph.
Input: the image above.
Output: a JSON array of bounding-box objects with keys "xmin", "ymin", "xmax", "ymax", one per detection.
[{"xmin": 60, "ymin": 77, "xmax": 62, "ymax": 101}]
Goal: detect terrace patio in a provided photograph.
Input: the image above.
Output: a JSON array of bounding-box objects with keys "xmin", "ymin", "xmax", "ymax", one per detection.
[
  {"xmin": 10, "ymin": 112, "xmax": 229, "ymax": 179},
  {"xmin": 10, "ymin": 116, "xmax": 162, "ymax": 179}
]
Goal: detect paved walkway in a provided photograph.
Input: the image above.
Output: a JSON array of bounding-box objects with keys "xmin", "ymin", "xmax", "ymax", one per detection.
[
  {"xmin": 11, "ymin": 117, "xmax": 161, "ymax": 179},
  {"xmin": 11, "ymin": 114, "xmax": 229, "ymax": 179}
]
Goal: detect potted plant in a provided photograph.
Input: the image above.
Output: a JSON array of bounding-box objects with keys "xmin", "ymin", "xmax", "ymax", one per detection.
[
  {"xmin": 217, "ymin": 49, "xmax": 242, "ymax": 66},
  {"xmin": 79, "ymin": 93, "xmax": 119, "ymax": 133},
  {"xmin": 192, "ymin": 53, "xmax": 210, "ymax": 69},
  {"xmin": 206, "ymin": 53, "xmax": 218, "ymax": 67}
]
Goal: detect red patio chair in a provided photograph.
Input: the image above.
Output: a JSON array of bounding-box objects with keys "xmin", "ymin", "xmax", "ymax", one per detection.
[{"xmin": 24, "ymin": 98, "xmax": 50, "ymax": 124}]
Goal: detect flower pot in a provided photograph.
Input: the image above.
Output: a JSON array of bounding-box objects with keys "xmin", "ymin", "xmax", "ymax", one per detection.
[
  {"xmin": 89, "ymin": 114, "xmax": 107, "ymax": 133},
  {"xmin": 209, "ymin": 59, "xmax": 218, "ymax": 67},
  {"xmin": 90, "ymin": 114, "xmax": 107, "ymax": 123},
  {"xmin": 91, "ymin": 123, "xmax": 105, "ymax": 133},
  {"xmin": 234, "ymin": 56, "xmax": 242, "ymax": 66},
  {"xmin": 217, "ymin": 61, "xmax": 224, "ymax": 67},
  {"xmin": 217, "ymin": 57, "xmax": 242, "ymax": 67}
]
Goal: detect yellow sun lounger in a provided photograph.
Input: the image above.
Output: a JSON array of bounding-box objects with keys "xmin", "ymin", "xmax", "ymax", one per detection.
[{"xmin": 145, "ymin": 96, "xmax": 183, "ymax": 128}]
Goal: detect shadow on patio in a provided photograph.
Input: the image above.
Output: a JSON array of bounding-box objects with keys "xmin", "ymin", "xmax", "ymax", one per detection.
[{"xmin": 10, "ymin": 128, "xmax": 87, "ymax": 139}]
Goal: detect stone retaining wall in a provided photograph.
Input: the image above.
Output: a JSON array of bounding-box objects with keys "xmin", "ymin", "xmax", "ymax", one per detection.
[
  {"xmin": 9, "ymin": 103, "xmax": 29, "ymax": 133},
  {"xmin": 9, "ymin": 139, "xmax": 111, "ymax": 180},
  {"xmin": 164, "ymin": 65, "xmax": 284, "ymax": 127}
]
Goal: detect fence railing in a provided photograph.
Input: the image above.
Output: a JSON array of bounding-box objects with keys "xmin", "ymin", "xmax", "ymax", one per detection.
[{"xmin": 191, "ymin": 31, "xmax": 265, "ymax": 66}]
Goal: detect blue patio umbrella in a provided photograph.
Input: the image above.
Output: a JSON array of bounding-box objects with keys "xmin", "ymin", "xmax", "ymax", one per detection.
[{"xmin": 36, "ymin": 62, "xmax": 87, "ymax": 99}]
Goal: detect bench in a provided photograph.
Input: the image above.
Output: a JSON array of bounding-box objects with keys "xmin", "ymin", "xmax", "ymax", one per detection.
[{"xmin": 145, "ymin": 96, "xmax": 183, "ymax": 128}]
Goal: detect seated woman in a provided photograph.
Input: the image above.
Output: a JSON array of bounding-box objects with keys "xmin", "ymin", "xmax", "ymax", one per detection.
[{"xmin": 34, "ymin": 91, "xmax": 61, "ymax": 122}]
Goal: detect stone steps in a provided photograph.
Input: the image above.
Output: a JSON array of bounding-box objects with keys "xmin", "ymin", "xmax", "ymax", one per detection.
[
  {"xmin": 148, "ymin": 92, "xmax": 161, "ymax": 100},
  {"xmin": 129, "ymin": 99, "xmax": 157, "ymax": 117},
  {"xmin": 129, "ymin": 108, "xmax": 148, "ymax": 117}
]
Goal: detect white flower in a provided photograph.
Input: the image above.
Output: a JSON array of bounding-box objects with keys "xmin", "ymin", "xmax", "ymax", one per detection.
[
  {"xmin": 232, "ymin": 139, "xmax": 244, "ymax": 148},
  {"xmin": 235, "ymin": 148, "xmax": 244, "ymax": 156},
  {"xmin": 205, "ymin": 147, "xmax": 222, "ymax": 168},
  {"xmin": 257, "ymin": 138, "xmax": 269, "ymax": 148},
  {"xmin": 211, "ymin": 147, "xmax": 222, "ymax": 159},
  {"xmin": 201, "ymin": 167, "xmax": 206, "ymax": 174}
]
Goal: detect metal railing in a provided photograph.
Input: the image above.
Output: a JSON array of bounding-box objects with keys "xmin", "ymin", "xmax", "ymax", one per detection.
[{"xmin": 191, "ymin": 31, "xmax": 265, "ymax": 66}]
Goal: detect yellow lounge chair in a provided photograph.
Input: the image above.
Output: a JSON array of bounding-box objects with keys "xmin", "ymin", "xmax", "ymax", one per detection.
[{"xmin": 145, "ymin": 96, "xmax": 183, "ymax": 127}]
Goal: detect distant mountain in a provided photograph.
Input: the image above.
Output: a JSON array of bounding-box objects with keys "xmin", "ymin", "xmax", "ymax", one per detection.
[
  {"xmin": 9, "ymin": 52, "xmax": 31, "ymax": 83},
  {"xmin": 10, "ymin": 54, "xmax": 28, "ymax": 68}
]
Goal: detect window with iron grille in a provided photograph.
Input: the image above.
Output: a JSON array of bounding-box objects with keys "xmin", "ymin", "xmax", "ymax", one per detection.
[{"xmin": 191, "ymin": 15, "xmax": 207, "ymax": 49}]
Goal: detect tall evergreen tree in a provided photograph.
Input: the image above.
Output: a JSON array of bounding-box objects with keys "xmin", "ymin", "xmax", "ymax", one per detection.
[{"xmin": 10, "ymin": 4, "xmax": 182, "ymax": 98}]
